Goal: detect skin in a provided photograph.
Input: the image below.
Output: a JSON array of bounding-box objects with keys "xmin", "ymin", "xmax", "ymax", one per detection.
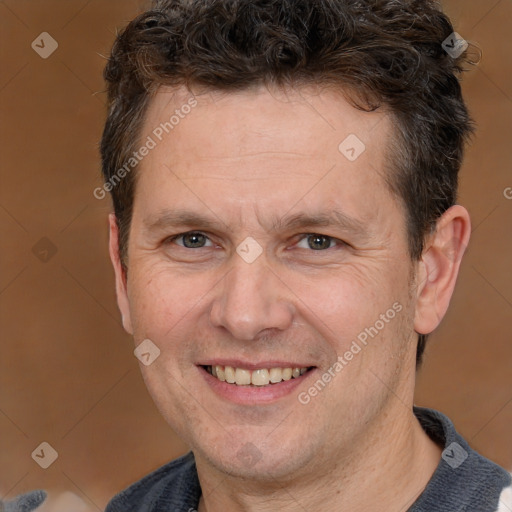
[{"xmin": 109, "ymin": 84, "xmax": 471, "ymax": 511}]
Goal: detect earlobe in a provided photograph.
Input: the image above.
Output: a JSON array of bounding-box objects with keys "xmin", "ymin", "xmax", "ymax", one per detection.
[
  {"xmin": 413, "ymin": 205, "xmax": 471, "ymax": 335},
  {"xmin": 108, "ymin": 213, "xmax": 134, "ymax": 335}
]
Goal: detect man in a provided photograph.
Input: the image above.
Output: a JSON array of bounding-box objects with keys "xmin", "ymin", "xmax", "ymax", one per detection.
[
  {"xmin": 6, "ymin": 0, "xmax": 508, "ymax": 511},
  {"xmin": 99, "ymin": 0, "xmax": 511, "ymax": 510}
]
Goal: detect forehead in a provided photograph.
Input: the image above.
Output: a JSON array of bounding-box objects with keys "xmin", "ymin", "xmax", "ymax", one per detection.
[
  {"xmin": 133, "ymin": 84, "xmax": 400, "ymax": 231},
  {"xmin": 143, "ymin": 84, "xmax": 390, "ymax": 164}
]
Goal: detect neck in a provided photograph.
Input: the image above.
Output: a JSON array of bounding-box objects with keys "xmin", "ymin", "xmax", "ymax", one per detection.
[{"xmin": 196, "ymin": 405, "xmax": 442, "ymax": 512}]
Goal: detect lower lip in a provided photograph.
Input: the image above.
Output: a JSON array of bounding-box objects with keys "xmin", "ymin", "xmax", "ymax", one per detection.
[{"xmin": 198, "ymin": 366, "xmax": 316, "ymax": 405}]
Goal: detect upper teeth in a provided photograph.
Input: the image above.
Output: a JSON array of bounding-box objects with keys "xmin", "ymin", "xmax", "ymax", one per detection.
[{"xmin": 208, "ymin": 365, "xmax": 309, "ymax": 386}]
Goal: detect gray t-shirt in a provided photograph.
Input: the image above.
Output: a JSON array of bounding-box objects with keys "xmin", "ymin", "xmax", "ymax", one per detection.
[
  {"xmin": 104, "ymin": 407, "xmax": 511, "ymax": 511},
  {"xmin": 4, "ymin": 408, "xmax": 511, "ymax": 511}
]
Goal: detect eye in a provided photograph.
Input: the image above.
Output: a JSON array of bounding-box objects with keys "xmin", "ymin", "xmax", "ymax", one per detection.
[
  {"xmin": 171, "ymin": 232, "xmax": 213, "ymax": 249},
  {"xmin": 296, "ymin": 234, "xmax": 340, "ymax": 251}
]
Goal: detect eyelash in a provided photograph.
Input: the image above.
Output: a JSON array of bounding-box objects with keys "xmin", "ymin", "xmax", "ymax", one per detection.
[{"xmin": 166, "ymin": 231, "xmax": 346, "ymax": 251}]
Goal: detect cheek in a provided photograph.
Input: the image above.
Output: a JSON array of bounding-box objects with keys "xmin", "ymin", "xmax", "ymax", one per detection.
[
  {"xmin": 286, "ymin": 266, "xmax": 401, "ymax": 350},
  {"xmin": 127, "ymin": 263, "xmax": 215, "ymax": 339}
]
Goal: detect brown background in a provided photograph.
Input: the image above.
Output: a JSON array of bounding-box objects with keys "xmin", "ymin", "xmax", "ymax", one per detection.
[{"xmin": 0, "ymin": 0, "xmax": 511, "ymax": 510}]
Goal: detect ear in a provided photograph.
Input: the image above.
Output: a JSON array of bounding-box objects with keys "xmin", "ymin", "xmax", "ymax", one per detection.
[
  {"xmin": 108, "ymin": 213, "xmax": 133, "ymax": 335},
  {"xmin": 414, "ymin": 205, "xmax": 471, "ymax": 335}
]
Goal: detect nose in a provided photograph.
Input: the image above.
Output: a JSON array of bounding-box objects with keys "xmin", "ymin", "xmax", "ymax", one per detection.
[{"xmin": 209, "ymin": 257, "xmax": 295, "ymax": 341}]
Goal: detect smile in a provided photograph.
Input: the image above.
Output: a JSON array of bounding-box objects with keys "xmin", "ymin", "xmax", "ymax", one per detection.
[{"xmin": 204, "ymin": 365, "xmax": 313, "ymax": 386}]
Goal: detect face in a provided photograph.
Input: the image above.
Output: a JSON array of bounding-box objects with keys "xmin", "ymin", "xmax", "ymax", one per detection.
[{"xmin": 111, "ymin": 85, "xmax": 422, "ymax": 482}]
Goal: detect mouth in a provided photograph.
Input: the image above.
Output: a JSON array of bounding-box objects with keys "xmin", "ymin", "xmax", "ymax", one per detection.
[{"xmin": 202, "ymin": 364, "xmax": 315, "ymax": 387}]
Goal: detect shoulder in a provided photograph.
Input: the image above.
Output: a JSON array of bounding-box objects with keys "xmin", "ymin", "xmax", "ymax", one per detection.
[
  {"xmin": 412, "ymin": 407, "xmax": 512, "ymax": 512},
  {"xmin": 105, "ymin": 451, "xmax": 201, "ymax": 512},
  {"xmin": 0, "ymin": 490, "xmax": 47, "ymax": 512}
]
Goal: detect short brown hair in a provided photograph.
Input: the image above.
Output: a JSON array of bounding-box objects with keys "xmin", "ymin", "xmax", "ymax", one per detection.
[{"xmin": 100, "ymin": 0, "xmax": 474, "ymax": 364}]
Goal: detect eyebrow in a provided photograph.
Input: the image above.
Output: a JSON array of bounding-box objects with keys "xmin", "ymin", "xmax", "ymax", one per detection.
[
  {"xmin": 143, "ymin": 210, "xmax": 225, "ymax": 234},
  {"xmin": 270, "ymin": 210, "xmax": 367, "ymax": 235},
  {"xmin": 143, "ymin": 208, "xmax": 368, "ymax": 237}
]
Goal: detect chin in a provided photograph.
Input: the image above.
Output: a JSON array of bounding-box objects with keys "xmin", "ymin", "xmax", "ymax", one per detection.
[{"xmin": 195, "ymin": 431, "xmax": 317, "ymax": 482}]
